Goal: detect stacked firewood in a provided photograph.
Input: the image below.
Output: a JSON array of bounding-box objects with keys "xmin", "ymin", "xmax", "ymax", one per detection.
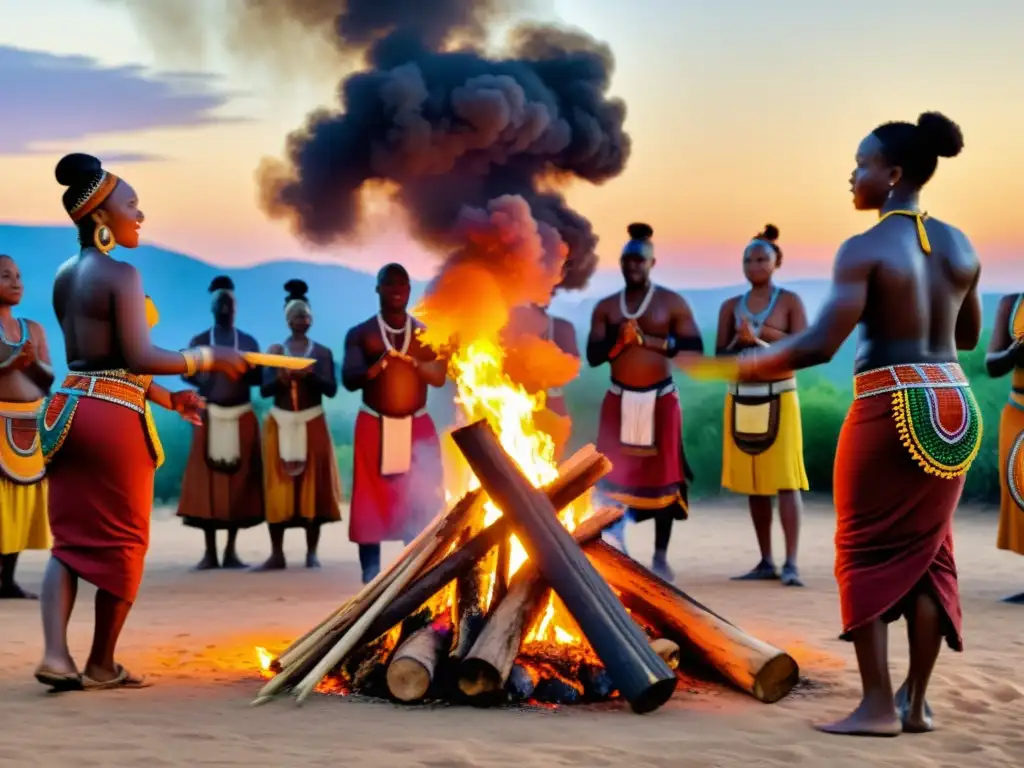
[{"xmin": 254, "ymin": 421, "xmax": 800, "ymax": 713}]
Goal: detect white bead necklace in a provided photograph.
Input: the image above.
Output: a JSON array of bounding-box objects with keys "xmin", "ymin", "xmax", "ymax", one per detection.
[
  {"xmin": 377, "ymin": 312, "xmax": 411, "ymax": 355},
  {"xmin": 619, "ymin": 284, "xmax": 655, "ymax": 320}
]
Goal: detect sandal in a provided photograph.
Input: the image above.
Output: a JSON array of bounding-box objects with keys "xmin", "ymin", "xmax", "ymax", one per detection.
[
  {"xmin": 81, "ymin": 664, "xmax": 152, "ymax": 691},
  {"xmin": 34, "ymin": 665, "xmax": 83, "ymax": 692}
]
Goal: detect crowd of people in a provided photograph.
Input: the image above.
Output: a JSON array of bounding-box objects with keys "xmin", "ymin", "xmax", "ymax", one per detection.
[{"xmin": 0, "ymin": 109, "xmax": 1020, "ymax": 736}]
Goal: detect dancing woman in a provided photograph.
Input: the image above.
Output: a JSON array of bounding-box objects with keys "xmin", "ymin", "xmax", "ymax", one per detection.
[
  {"xmin": 731, "ymin": 113, "xmax": 980, "ymax": 736},
  {"xmin": 36, "ymin": 153, "xmax": 247, "ymax": 691}
]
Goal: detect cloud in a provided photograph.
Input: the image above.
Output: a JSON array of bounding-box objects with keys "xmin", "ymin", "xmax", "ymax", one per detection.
[{"xmin": 0, "ymin": 46, "xmax": 243, "ymax": 155}]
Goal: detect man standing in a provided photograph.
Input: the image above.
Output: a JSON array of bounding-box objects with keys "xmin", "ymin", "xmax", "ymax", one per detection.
[
  {"xmin": 177, "ymin": 275, "xmax": 264, "ymax": 570},
  {"xmin": 586, "ymin": 224, "xmax": 703, "ymax": 580},
  {"xmin": 0, "ymin": 254, "xmax": 53, "ymax": 598},
  {"xmin": 342, "ymin": 263, "xmax": 447, "ymax": 584}
]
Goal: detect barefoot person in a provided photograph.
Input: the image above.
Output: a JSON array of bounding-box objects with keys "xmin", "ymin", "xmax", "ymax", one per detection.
[
  {"xmin": 258, "ymin": 280, "xmax": 342, "ymax": 570},
  {"xmin": 0, "ymin": 254, "xmax": 54, "ymax": 599},
  {"xmin": 37, "ymin": 153, "xmax": 246, "ymax": 692},
  {"xmin": 586, "ymin": 223, "xmax": 702, "ymax": 580},
  {"xmin": 715, "ymin": 226, "xmax": 809, "ymax": 587},
  {"xmin": 343, "ymin": 264, "xmax": 447, "ymax": 584},
  {"xmin": 729, "ymin": 113, "xmax": 980, "ymax": 736},
  {"xmin": 503, "ymin": 293, "xmax": 581, "ymax": 461},
  {"xmin": 985, "ymin": 292, "xmax": 1024, "ymax": 604},
  {"xmin": 177, "ymin": 276, "xmax": 265, "ymax": 570}
]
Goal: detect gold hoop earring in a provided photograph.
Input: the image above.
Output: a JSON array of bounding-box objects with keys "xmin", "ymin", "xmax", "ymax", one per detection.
[{"xmin": 94, "ymin": 225, "xmax": 116, "ymax": 254}]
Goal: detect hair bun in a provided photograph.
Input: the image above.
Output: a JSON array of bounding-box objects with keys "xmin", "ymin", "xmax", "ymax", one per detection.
[
  {"xmin": 55, "ymin": 153, "xmax": 103, "ymax": 187},
  {"xmin": 284, "ymin": 278, "xmax": 309, "ymax": 299},
  {"xmin": 209, "ymin": 275, "xmax": 235, "ymax": 293},
  {"xmin": 916, "ymin": 112, "xmax": 964, "ymax": 158},
  {"xmin": 627, "ymin": 222, "xmax": 653, "ymax": 241},
  {"xmin": 758, "ymin": 223, "xmax": 779, "ymax": 242}
]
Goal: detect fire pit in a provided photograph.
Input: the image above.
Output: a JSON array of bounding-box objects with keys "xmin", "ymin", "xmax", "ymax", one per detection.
[{"xmin": 253, "ymin": 421, "xmax": 800, "ymax": 714}]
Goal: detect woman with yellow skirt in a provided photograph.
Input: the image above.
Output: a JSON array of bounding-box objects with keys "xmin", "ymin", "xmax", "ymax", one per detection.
[
  {"xmin": 986, "ymin": 292, "xmax": 1024, "ymax": 604},
  {"xmin": 715, "ymin": 225, "xmax": 809, "ymax": 587}
]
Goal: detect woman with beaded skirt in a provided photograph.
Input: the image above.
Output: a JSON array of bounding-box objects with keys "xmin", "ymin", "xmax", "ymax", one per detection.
[{"xmin": 36, "ymin": 153, "xmax": 247, "ymax": 692}]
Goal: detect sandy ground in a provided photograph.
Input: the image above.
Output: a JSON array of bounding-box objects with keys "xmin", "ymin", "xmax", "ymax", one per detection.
[{"xmin": 1, "ymin": 499, "xmax": 1022, "ymax": 768}]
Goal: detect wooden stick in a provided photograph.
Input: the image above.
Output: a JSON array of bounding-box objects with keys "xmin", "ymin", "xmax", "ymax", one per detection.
[
  {"xmin": 386, "ymin": 618, "xmax": 453, "ymax": 703},
  {"xmin": 253, "ymin": 492, "xmax": 472, "ymax": 705},
  {"xmin": 457, "ymin": 505, "xmax": 625, "ymax": 703},
  {"xmin": 292, "ymin": 539, "xmax": 440, "ymax": 705},
  {"xmin": 584, "ymin": 539, "xmax": 800, "ymax": 703},
  {"xmin": 452, "ymin": 420, "xmax": 677, "ymax": 715}
]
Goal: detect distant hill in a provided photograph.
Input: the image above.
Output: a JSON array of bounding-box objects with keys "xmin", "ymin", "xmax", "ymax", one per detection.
[{"xmin": 1, "ymin": 223, "xmax": 1007, "ymax": 394}]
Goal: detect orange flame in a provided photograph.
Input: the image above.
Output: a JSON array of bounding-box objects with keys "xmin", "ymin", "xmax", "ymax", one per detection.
[{"xmin": 255, "ymin": 646, "xmax": 274, "ymax": 679}]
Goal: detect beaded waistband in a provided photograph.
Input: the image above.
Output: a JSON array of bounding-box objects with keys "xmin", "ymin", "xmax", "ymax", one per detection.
[
  {"xmin": 56, "ymin": 370, "xmax": 150, "ymax": 414},
  {"xmin": 854, "ymin": 362, "xmax": 968, "ymax": 400}
]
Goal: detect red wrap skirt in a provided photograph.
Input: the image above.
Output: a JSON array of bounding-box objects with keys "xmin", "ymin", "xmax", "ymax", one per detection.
[
  {"xmin": 349, "ymin": 408, "xmax": 443, "ymax": 544},
  {"xmin": 835, "ymin": 363, "xmax": 982, "ymax": 651}
]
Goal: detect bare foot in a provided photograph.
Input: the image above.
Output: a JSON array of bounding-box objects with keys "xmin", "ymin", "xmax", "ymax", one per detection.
[
  {"xmin": 251, "ymin": 554, "xmax": 286, "ymax": 572},
  {"xmin": 814, "ymin": 700, "xmax": 902, "ymax": 737},
  {"xmin": 305, "ymin": 553, "xmax": 321, "ymax": 569},
  {"xmin": 221, "ymin": 552, "xmax": 248, "ymax": 569},
  {"xmin": 0, "ymin": 582, "xmax": 38, "ymax": 599},
  {"xmin": 895, "ymin": 681, "xmax": 934, "ymax": 733},
  {"xmin": 192, "ymin": 553, "xmax": 220, "ymax": 571}
]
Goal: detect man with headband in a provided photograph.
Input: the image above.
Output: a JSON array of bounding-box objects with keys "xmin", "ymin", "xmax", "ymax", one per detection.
[
  {"xmin": 586, "ymin": 223, "xmax": 702, "ymax": 580},
  {"xmin": 257, "ymin": 279, "xmax": 342, "ymax": 571},
  {"xmin": 177, "ymin": 275, "xmax": 265, "ymax": 570},
  {"xmin": 342, "ymin": 263, "xmax": 447, "ymax": 584}
]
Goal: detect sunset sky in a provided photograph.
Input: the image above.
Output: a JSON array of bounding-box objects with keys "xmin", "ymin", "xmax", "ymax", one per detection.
[{"xmin": 1, "ymin": 0, "xmax": 1022, "ymax": 289}]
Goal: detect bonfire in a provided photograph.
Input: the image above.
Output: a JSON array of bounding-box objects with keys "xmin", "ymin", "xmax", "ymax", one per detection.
[{"xmin": 251, "ymin": 329, "xmax": 800, "ymax": 714}]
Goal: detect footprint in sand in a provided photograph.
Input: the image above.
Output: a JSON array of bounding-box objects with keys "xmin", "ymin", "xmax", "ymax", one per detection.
[{"xmin": 990, "ymin": 682, "xmax": 1022, "ymax": 704}]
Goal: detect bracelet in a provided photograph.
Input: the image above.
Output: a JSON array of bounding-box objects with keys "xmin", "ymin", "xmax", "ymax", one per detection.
[
  {"xmin": 181, "ymin": 349, "xmax": 198, "ymax": 377},
  {"xmin": 182, "ymin": 346, "xmax": 214, "ymax": 376},
  {"xmin": 197, "ymin": 346, "xmax": 214, "ymax": 372}
]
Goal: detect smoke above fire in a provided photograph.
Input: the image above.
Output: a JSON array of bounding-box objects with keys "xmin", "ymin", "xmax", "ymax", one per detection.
[{"xmin": 112, "ymin": 0, "xmax": 630, "ymax": 295}]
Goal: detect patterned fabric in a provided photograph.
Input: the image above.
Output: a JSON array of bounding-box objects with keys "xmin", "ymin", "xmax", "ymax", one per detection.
[{"xmin": 854, "ymin": 363, "xmax": 982, "ymax": 479}]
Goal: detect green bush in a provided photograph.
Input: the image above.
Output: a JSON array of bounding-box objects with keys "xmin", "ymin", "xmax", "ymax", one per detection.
[{"xmin": 152, "ymin": 336, "xmax": 1009, "ymax": 506}]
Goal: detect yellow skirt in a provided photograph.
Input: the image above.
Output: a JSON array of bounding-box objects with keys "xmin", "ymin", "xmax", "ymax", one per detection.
[
  {"xmin": 721, "ymin": 389, "xmax": 808, "ymax": 496},
  {"xmin": 997, "ymin": 399, "xmax": 1024, "ymax": 555},
  {"xmin": 0, "ymin": 477, "xmax": 49, "ymax": 554}
]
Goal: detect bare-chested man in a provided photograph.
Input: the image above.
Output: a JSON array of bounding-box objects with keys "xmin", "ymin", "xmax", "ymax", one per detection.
[
  {"xmin": 587, "ymin": 223, "xmax": 702, "ymax": 581},
  {"xmin": 716, "ymin": 225, "xmax": 809, "ymax": 587},
  {"xmin": 343, "ymin": 263, "xmax": 447, "ymax": 584},
  {"xmin": 503, "ymin": 292, "xmax": 581, "ymax": 461},
  {"xmin": 730, "ymin": 112, "xmax": 979, "ymax": 736},
  {"xmin": 0, "ymin": 254, "xmax": 54, "ymax": 599},
  {"xmin": 177, "ymin": 275, "xmax": 265, "ymax": 570}
]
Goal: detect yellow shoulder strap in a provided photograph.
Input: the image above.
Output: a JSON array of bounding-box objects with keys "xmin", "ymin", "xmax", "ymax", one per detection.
[
  {"xmin": 878, "ymin": 209, "xmax": 931, "ymax": 254},
  {"xmin": 144, "ymin": 295, "xmax": 160, "ymax": 329}
]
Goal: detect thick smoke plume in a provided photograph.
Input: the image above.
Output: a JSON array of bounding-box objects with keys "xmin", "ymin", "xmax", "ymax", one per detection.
[{"xmin": 113, "ymin": 0, "xmax": 631, "ymax": 292}]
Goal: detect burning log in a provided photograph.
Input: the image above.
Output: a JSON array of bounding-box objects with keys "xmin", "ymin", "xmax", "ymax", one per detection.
[
  {"xmin": 585, "ymin": 540, "xmax": 799, "ymax": 703},
  {"xmin": 353, "ymin": 445, "xmax": 610, "ymax": 650},
  {"xmin": 450, "ymin": 546, "xmax": 488, "ymax": 662},
  {"xmin": 457, "ymin": 505, "xmax": 625, "ymax": 705},
  {"xmin": 452, "ymin": 420, "xmax": 678, "ymax": 715},
  {"xmin": 386, "ymin": 617, "xmax": 454, "ymax": 703}
]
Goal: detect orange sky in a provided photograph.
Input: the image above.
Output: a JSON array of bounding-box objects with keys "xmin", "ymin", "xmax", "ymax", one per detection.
[{"xmin": 1, "ymin": 1, "xmax": 1022, "ymax": 287}]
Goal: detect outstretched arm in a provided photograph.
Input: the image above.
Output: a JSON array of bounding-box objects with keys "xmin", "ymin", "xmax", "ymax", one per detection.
[
  {"xmin": 986, "ymin": 294, "xmax": 1020, "ymax": 378},
  {"xmin": 739, "ymin": 237, "xmax": 870, "ymax": 380},
  {"xmin": 146, "ymin": 382, "xmax": 174, "ymax": 409},
  {"xmin": 114, "ymin": 265, "xmax": 197, "ymax": 375}
]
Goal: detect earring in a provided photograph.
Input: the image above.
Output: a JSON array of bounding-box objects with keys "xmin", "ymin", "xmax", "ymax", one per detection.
[{"xmin": 93, "ymin": 224, "xmax": 116, "ymax": 254}]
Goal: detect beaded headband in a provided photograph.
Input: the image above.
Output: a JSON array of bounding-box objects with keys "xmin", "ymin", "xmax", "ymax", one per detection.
[{"xmin": 68, "ymin": 171, "xmax": 120, "ymax": 223}]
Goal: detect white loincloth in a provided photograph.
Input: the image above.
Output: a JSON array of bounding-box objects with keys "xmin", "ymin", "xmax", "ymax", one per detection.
[
  {"xmin": 362, "ymin": 405, "xmax": 427, "ymax": 477},
  {"xmin": 205, "ymin": 403, "xmax": 252, "ymax": 465},
  {"xmin": 610, "ymin": 382, "xmax": 675, "ymax": 448},
  {"xmin": 270, "ymin": 405, "xmax": 324, "ymax": 463}
]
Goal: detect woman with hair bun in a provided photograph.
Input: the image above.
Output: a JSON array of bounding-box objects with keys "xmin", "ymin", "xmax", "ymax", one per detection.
[
  {"xmin": 716, "ymin": 224, "xmax": 809, "ymax": 587},
  {"xmin": 37, "ymin": 153, "xmax": 248, "ymax": 692},
  {"xmin": 257, "ymin": 279, "xmax": 343, "ymax": 571},
  {"xmin": 728, "ymin": 112, "xmax": 981, "ymax": 736}
]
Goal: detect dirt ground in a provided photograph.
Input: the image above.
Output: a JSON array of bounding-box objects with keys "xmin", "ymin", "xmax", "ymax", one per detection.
[{"xmin": 1, "ymin": 499, "xmax": 1021, "ymax": 768}]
